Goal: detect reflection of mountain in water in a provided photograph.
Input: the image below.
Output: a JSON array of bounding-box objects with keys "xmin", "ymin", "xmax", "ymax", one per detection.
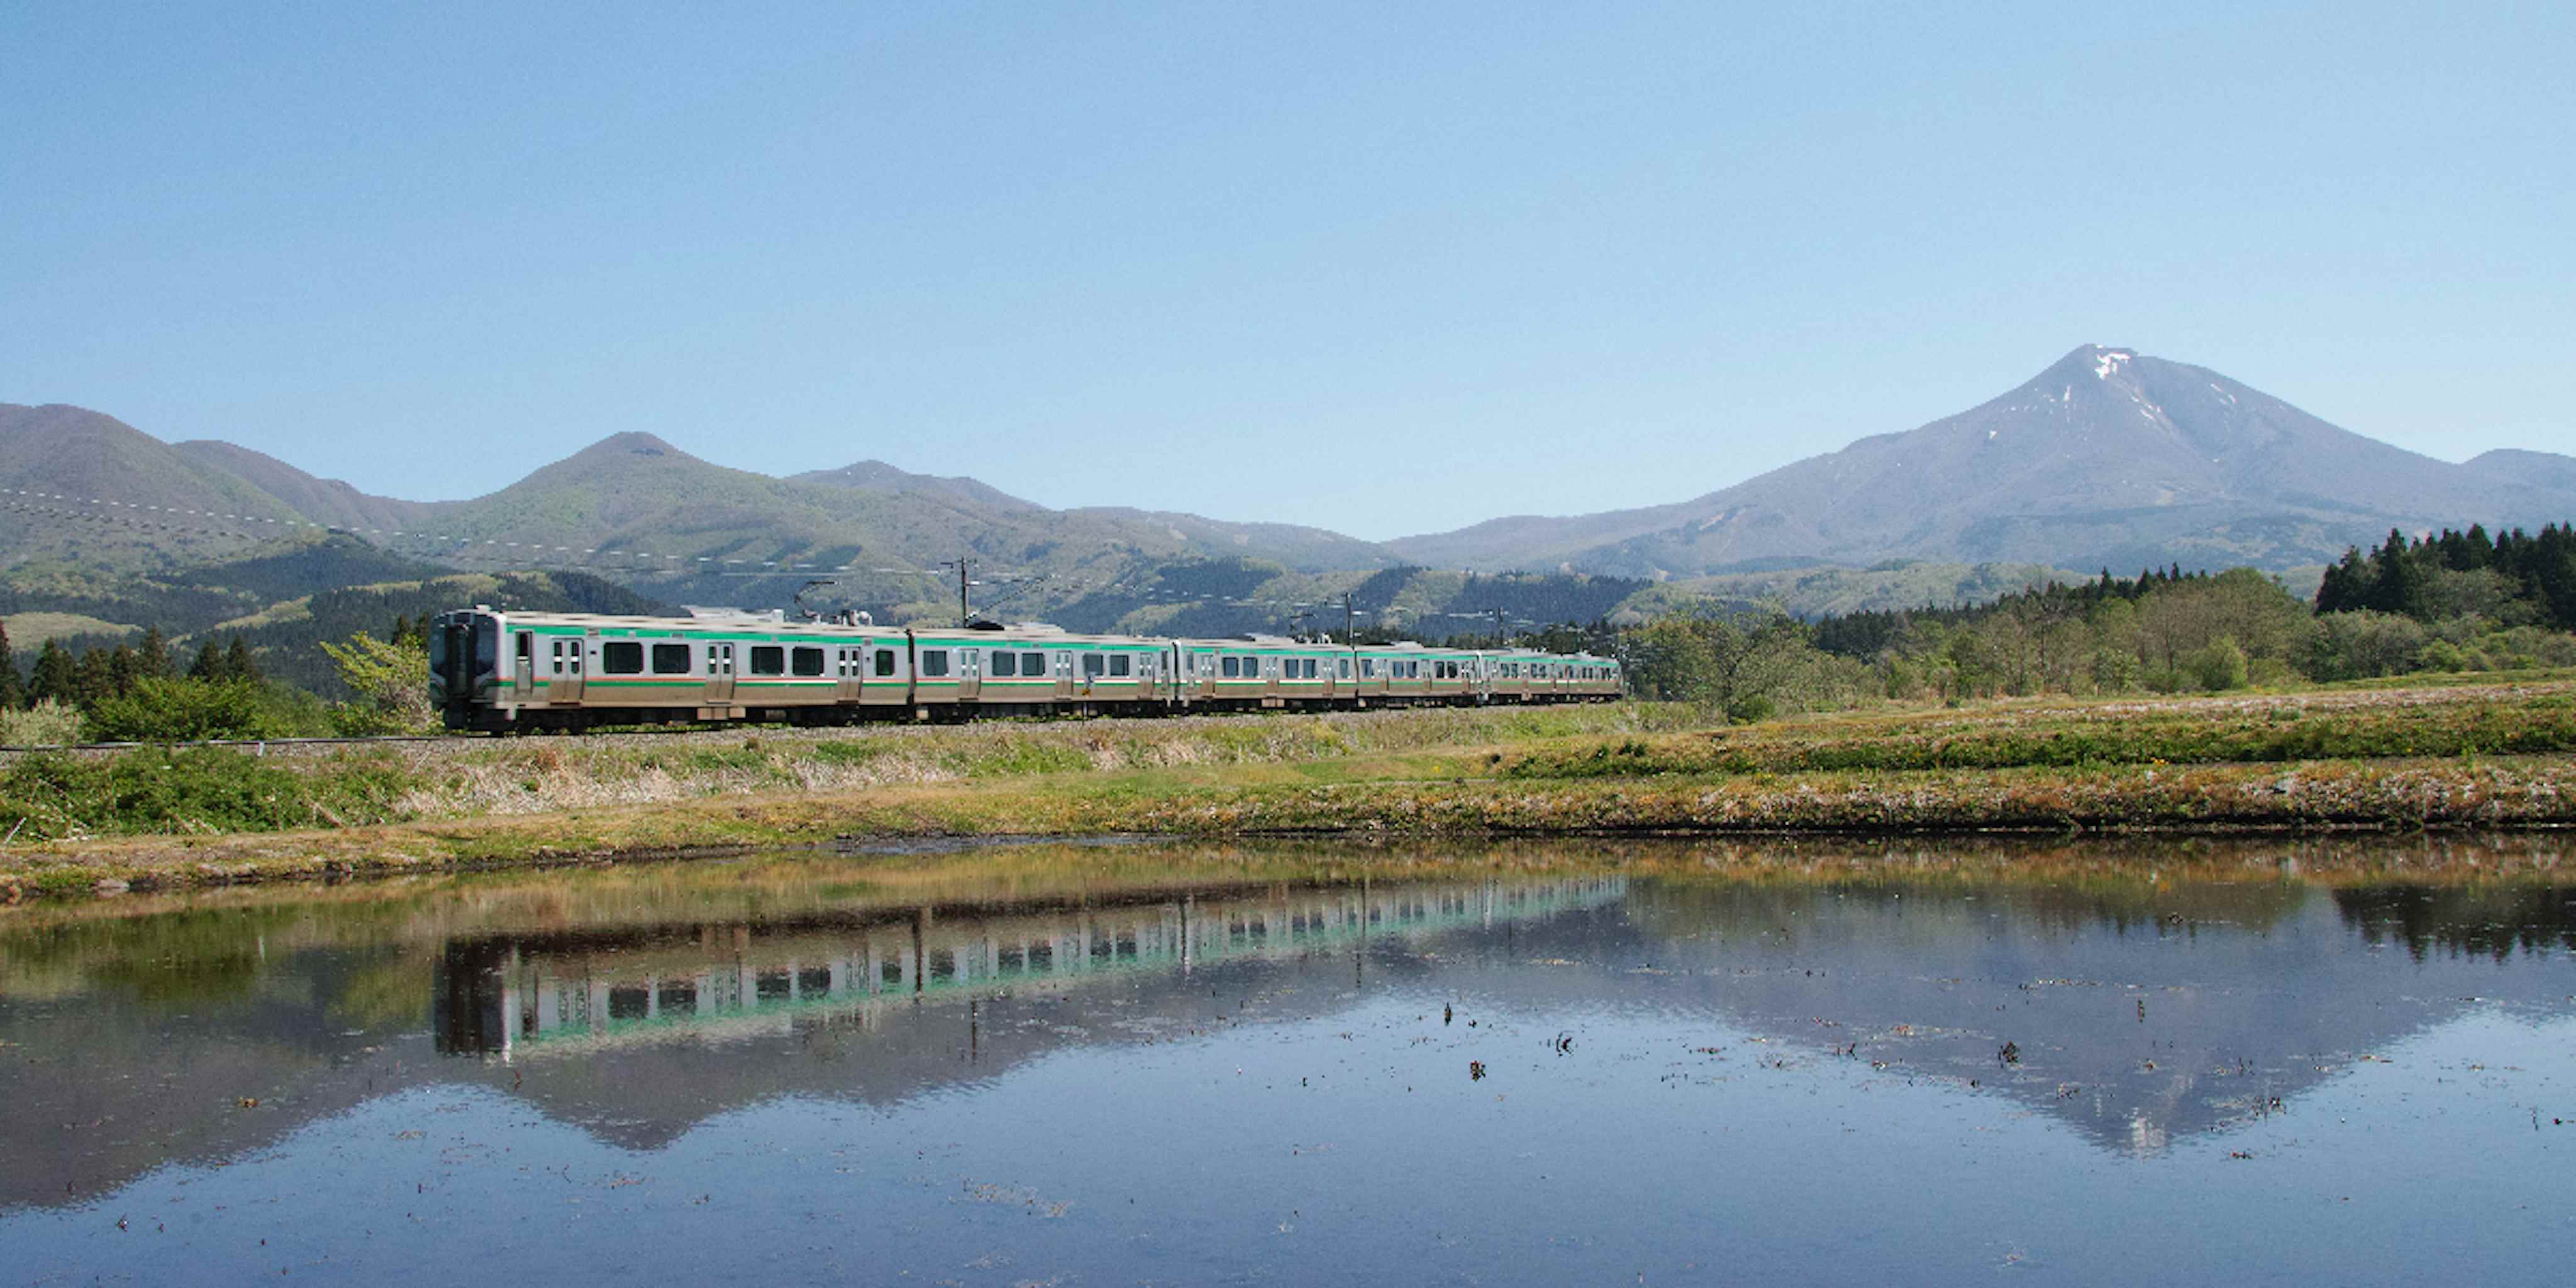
[
  {"xmin": 4, "ymin": 860, "xmax": 2572, "ymax": 1211},
  {"xmin": 1580, "ymin": 881, "xmax": 2574, "ymax": 1155}
]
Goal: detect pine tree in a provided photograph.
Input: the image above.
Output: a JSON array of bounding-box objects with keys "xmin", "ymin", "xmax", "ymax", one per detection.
[
  {"xmin": 136, "ymin": 626, "xmax": 174, "ymax": 680},
  {"xmin": 2316, "ymin": 546, "xmax": 2368, "ymax": 613},
  {"xmin": 0, "ymin": 618, "xmax": 21, "ymax": 709},
  {"xmin": 2367, "ymin": 529, "xmax": 2426, "ymax": 618},
  {"xmin": 30, "ymin": 640, "xmax": 78, "ymax": 706},
  {"xmin": 188, "ymin": 640, "xmax": 223, "ymax": 681},
  {"xmin": 223, "ymin": 636, "xmax": 260, "ymax": 684},
  {"xmin": 72, "ymin": 648, "xmax": 114, "ymax": 707},
  {"xmin": 105, "ymin": 643, "xmax": 141, "ymax": 699}
]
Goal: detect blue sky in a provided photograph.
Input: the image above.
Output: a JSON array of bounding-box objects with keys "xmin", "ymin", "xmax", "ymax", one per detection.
[{"xmin": 4, "ymin": 2, "xmax": 2568, "ymax": 540}]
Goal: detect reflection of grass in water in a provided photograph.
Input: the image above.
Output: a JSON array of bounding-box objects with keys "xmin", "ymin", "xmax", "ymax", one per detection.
[{"xmin": 8, "ymin": 834, "xmax": 2572, "ymax": 1007}]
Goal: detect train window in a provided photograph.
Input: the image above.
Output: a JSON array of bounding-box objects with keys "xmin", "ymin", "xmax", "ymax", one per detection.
[
  {"xmin": 1082, "ymin": 653, "xmax": 1105, "ymax": 679},
  {"xmin": 749, "ymin": 645, "xmax": 786, "ymax": 676},
  {"xmin": 991, "ymin": 652, "xmax": 1017, "ymax": 678},
  {"xmin": 1302, "ymin": 658, "xmax": 1318, "ymax": 679},
  {"xmin": 1338, "ymin": 658, "xmax": 1351, "ymax": 679},
  {"xmin": 791, "ymin": 647, "xmax": 824, "ymax": 677},
  {"xmin": 1021, "ymin": 652, "xmax": 1044, "ymax": 675},
  {"xmin": 1221, "ymin": 656, "xmax": 1240, "ymax": 679},
  {"xmin": 1109, "ymin": 654, "xmax": 1131, "ymax": 677},
  {"xmin": 602, "ymin": 642, "xmax": 643, "ymax": 674},
  {"xmin": 515, "ymin": 633, "xmax": 533, "ymax": 671},
  {"xmin": 874, "ymin": 648, "xmax": 897, "ymax": 677},
  {"xmin": 650, "ymin": 643, "xmax": 691, "ymax": 674},
  {"xmin": 919, "ymin": 650, "xmax": 950, "ymax": 678}
]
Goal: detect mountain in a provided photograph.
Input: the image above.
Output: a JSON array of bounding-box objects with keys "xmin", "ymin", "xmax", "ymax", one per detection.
[
  {"xmin": 788, "ymin": 460, "xmax": 1044, "ymax": 513},
  {"xmin": 167, "ymin": 440, "xmax": 436, "ymax": 534},
  {"xmin": 0, "ymin": 409, "xmax": 1403, "ymax": 626},
  {"xmin": 12, "ymin": 344, "xmax": 2575, "ymax": 625},
  {"xmin": 0, "ymin": 404, "xmax": 312, "ymax": 571},
  {"xmin": 1392, "ymin": 346, "xmax": 2576, "ymax": 576},
  {"xmin": 2462, "ymin": 447, "xmax": 2576, "ymax": 495}
]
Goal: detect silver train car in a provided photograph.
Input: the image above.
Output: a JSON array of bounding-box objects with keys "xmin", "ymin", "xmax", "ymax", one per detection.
[{"xmin": 430, "ymin": 606, "xmax": 1621, "ymax": 733}]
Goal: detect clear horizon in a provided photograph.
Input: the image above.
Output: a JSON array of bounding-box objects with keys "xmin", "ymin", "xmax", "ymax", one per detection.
[{"xmin": 6, "ymin": 3, "xmax": 2568, "ymax": 541}]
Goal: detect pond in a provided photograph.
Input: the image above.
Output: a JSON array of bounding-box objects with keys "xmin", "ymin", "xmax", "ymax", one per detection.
[{"xmin": 3, "ymin": 837, "xmax": 2572, "ymax": 1285}]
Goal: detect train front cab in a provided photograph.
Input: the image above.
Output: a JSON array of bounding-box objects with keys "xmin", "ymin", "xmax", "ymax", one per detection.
[{"xmin": 430, "ymin": 608, "xmax": 506, "ymax": 731}]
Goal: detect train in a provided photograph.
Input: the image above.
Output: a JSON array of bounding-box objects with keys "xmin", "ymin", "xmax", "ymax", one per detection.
[{"xmin": 429, "ymin": 604, "xmax": 1622, "ymax": 733}]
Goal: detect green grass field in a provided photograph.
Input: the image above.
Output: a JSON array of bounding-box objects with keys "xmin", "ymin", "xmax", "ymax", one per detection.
[{"xmin": 4, "ymin": 675, "xmax": 2574, "ymax": 900}]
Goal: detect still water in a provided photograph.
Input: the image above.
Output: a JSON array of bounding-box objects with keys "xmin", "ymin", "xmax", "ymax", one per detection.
[{"xmin": 3, "ymin": 838, "xmax": 2572, "ymax": 1285}]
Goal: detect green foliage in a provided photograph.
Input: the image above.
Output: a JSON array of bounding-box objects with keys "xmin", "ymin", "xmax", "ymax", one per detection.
[
  {"xmin": 84, "ymin": 677, "xmax": 281, "ymax": 742},
  {"xmin": 2182, "ymin": 636, "xmax": 2250, "ymax": 692},
  {"xmin": 0, "ymin": 699, "xmax": 86, "ymax": 747},
  {"xmin": 320, "ymin": 631, "xmax": 434, "ymax": 735},
  {"xmin": 1623, "ymin": 608, "xmax": 1864, "ymax": 719},
  {"xmin": 28, "ymin": 640, "xmax": 77, "ymax": 706},
  {"xmin": 2316, "ymin": 521, "xmax": 2576, "ymax": 628},
  {"xmin": 0, "ymin": 747, "xmax": 413, "ymax": 841},
  {"xmin": 1506, "ymin": 692, "xmax": 2576, "ymax": 780},
  {"xmin": 0, "ymin": 616, "xmax": 18, "ymax": 709},
  {"xmin": 2304, "ymin": 611, "xmax": 2429, "ymax": 681}
]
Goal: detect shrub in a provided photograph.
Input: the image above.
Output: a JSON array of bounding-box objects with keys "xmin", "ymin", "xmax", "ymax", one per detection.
[
  {"xmin": 0, "ymin": 699, "xmax": 87, "ymax": 747},
  {"xmin": 82, "ymin": 678, "xmax": 280, "ymax": 743},
  {"xmin": 2304, "ymin": 611, "xmax": 2430, "ymax": 682},
  {"xmin": 2184, "ymin": 637, "xmax": 2250, "ymax": 692}
]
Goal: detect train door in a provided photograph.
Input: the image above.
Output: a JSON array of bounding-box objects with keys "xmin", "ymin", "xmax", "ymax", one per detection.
[
  {"xmin": 509, "ymin": 630, "xmax": 536, "ymax": 704},
  {"xmin": 547, "ymin": 636, "xmax": 586, "ymax": 703},
  {"xmin": 862, "ymin": 640, "xmax": 907, "ymax": 708},
  {"xmin": 958, "ymin": 647, "xmax": 982, "ymax": 701},
  {"xmin": 835, "ymin": 645, "xmax": 861, "ymax": 704},
  {"xmin": 705, "ymin": 642, "xmax": 737, "ymax": 706}
]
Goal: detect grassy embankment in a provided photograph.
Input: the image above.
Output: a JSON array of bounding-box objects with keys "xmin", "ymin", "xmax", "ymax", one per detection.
[{"xmin": 3, "ymin": 678, "xmax": 2575, "ymax": 899}]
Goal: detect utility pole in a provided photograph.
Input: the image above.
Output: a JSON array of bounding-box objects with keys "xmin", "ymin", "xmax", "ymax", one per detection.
[
  {"xmin": 941, "ymin": 557, "xmax": 977, "ymax": 628},
  {"xmin": 1343, "ymin": 593, "xmax": 1355, "ymax": 644},
  {"xmin": 1493, "ymin": 608, "xmax": 1507, "ymax": 650}
]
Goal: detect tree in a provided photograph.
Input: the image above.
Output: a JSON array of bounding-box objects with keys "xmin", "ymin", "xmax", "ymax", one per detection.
[
  {"xmin": 136, "ymin": 626, "xmax": 174, "ymax": 680},
  {"xmin": 1623, "ymin": 604, "xmax": 1845, "ymax": 721},
  {"xmin": 187, "ymin": 640, "xmax": 222, "ymax": 681},
  {"xmin": 0, "ymin": 618, "xmax": 20, "ymax": 709},
  {"xmin": 2367, "ymin": 529, "xmax": 2427, "ymax": 617},
  {"xmin": 71, "ymin": 647, "xmax": 114, "ymax": 707},
  {"xmin": 223, "ymin": 636, "xmax": 260, "ymax": 684},
  {"xmin": 321, "ymin": 630, "xmax": 434, "ymax": 734},
  {"xmin": 105, "ymin": 643, "xmax": 142, "ymax": 700},
  {"xmin": 28, "ymin": 640, "xmax": 77, "ymax": 706}
]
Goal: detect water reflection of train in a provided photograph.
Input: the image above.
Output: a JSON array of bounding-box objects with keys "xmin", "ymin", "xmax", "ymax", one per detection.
[{"xmin": 435, "ymin": 877, "xmax": 1628, "ymax": 1058}]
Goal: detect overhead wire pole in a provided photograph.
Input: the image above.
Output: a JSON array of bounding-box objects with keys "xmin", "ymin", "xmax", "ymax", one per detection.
[
  {"xmin": 1343, "ymin": 593, "xmax": 1355, "ymax": 645},
  {"xmin": 942, "ymin": 557, "xmax": 978, "ymax": 627}
]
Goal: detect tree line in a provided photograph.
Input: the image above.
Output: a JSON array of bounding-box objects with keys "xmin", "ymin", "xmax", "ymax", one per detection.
[
  {"xmin": 0, "ymin": 619, "xmax": 282, "ymax": 744},
  {"xmin": 1619, "ymin": 519, "xmax": 2576, "ymax": 718},
  {"xmin": 2313, "ymin": 523, "xmax": 2576, "ymax": 628}
]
